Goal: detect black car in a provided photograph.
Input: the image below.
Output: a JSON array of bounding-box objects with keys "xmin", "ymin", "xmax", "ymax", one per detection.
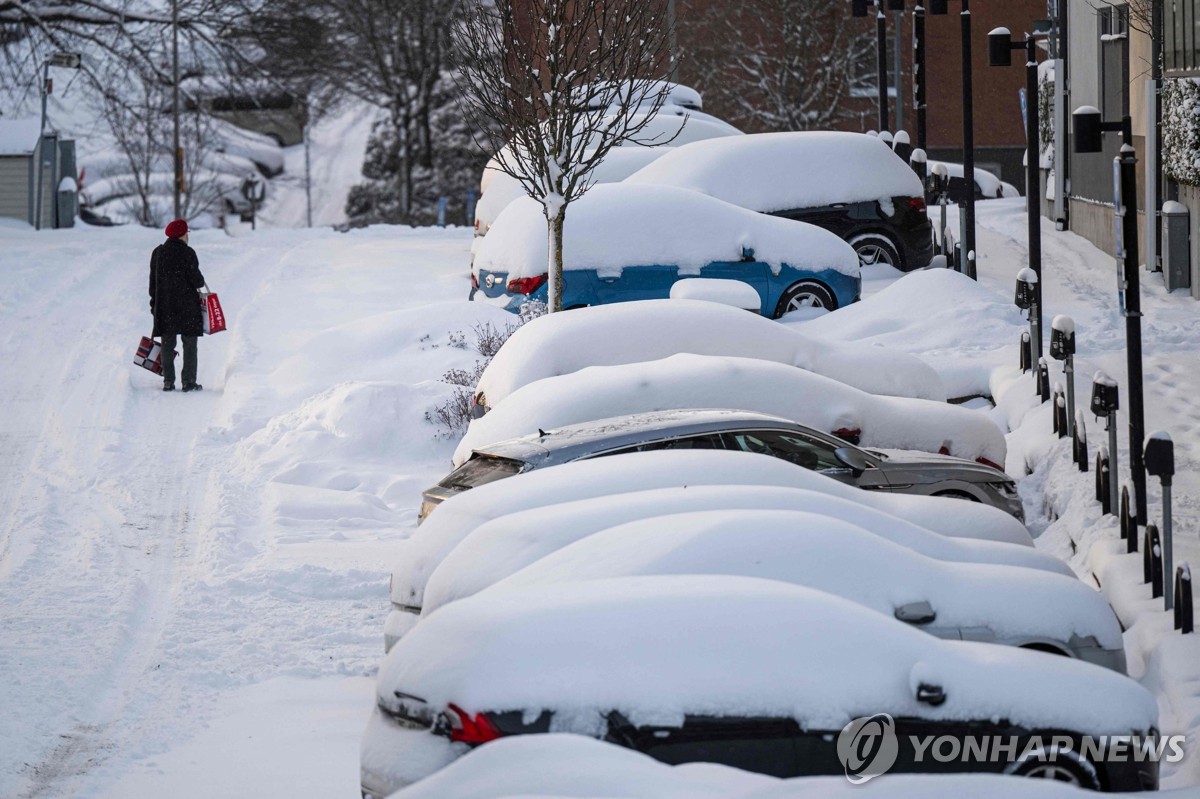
[
  {"xmin": 362, "ymin": 577, "xmax": 1159, "ymax": 796},
  {"xmin": 627, "ymin": 130, "xmax": 935, "ymax": 271}
]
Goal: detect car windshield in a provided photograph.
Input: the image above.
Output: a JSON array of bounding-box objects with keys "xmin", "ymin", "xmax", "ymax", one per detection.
[{"xmin": 438, "ymin": 455, "xmax": 526, "ymax": 490}]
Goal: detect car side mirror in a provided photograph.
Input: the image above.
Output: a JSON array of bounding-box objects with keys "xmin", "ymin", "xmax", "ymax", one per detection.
[
  {"xmin": 894, "ymin": 601, "xmax": 937, "ymax": 625},
  {"xmin": 834, "ymin": 447, "xmax": 870, "ymax": 477},
  {"xmin": 916, "ymin": 683, "xmax": 946, "ymax": 706}
]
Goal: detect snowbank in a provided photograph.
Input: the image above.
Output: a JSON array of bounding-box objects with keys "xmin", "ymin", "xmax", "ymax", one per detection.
[
  {"xmin": 390, "ymin": 733, "xmax": 1151, "ymax": 799},
  {"xmin": 669, "ymin": 277, "xmax": 762, "ymax": 309},
  {"xmin": 397, "ymin": 453, "xmax": 1037, "ymax": 621},
  {"xmin": 799, "ymin": 269, "xmax": 1027, "ymax": 399},
  {"xmin": 490, "ymin": 510, "xmax": 1122, "ymax": 651},
  {"xmin": 474, "ymin": 183, "xmax": 859, "ymax": 280},
  {"xmin": 382, "ymin": 576, "xmax": 1156, "ymax": 734},
  {"xmin": 419, "ymin": 485, "xmax": 1063, "ymax": 618},
  {"xmin": 455, "ymin": 354, "xmax": 1004, "ymax": 467},
  {"xmin": 627, "ymin": 131, "xmax": 923, "ymax": 212},
  {"xmin": 473, "ymin": 299, "xmax": 945, "ymax": 408}
]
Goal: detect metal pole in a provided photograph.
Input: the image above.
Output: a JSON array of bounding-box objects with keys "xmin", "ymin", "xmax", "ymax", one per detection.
[
  {"xmin": 1151, "ymin": 0, "xmax": 1164, "ymax": 271},
  {"xmin": 1026, "ymin": 38, "xmax": 1044, "ymax": 361},
  {"xmin": 1053, "ymin": 2, "xmax": 1068, "ymax": 228},
  {"xmin": 1120, "ymin": 118, "xmax": 1148, "ymax": 522},
  {"xmin": 894, "ymin": 10, "xmax": 904, "ymax": 133},
  {"xmin": 1065, "ymin": 353, "xmax": 1076, "ymax": 439},
  {"xmin": 34, "ymin": 60, "xmax": 49, "ymax": 231},
  {"xmin": 961, "ymin": 0, "xmax": 976, "ymax": 279},
  {"xmin": 172, "ymin": 0, "xmax": 182, "ymax": 220},
  {"xmin": 304, "ymin": 123, "xmax": 313, "ymax": 228},
  {"xmin": 1164, "ymin": 481, "xmax": 1174, "ymax": 609},
  {"xmin": 1108, "ymin": 412, "xmax": 1120, "ymax": 518},
  {"xmin": 915, "ymin": 4, "xmax": 927, "ymax": 152},
  {"xmin": 877, "ymin": 2, "xmax": 889, "ymax": 133}
]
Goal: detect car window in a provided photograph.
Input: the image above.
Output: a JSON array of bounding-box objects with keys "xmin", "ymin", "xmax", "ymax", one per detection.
[
  {"xmin": 634, "ymin": 434, "xmax": 727, "ymax": 452},
  {"xmin": 724, "ymin": 430, "xmax": 842, "ymax": 471},
  {"xmin": 437, "ymin": 455, "xmax": 526, "ymax": 489}
]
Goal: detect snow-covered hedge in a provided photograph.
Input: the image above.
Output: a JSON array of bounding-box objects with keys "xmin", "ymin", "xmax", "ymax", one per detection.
[{"xmin": 1164, "ymin": 77, "xmax": 1200, "ymax": 186}]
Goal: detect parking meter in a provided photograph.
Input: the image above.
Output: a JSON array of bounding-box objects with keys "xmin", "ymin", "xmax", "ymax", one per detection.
[
  {"xmin": 930, "ymin": 163, "xmax": 950, "ymax": 259},
  {"xmin": 1014, "ymin": 268, "xmax": 1037, "ymax": 310},
  {"xmin": 1092, "ymin": 371, "xmax": 1120, "ymax": 516},
  {"xmin": 1050, "ymin": 315, "xmax": 1077, "ymax": 438},
  {"xmin": 1146, "ymin": 432, "xmax": 1176, "ymax": 610}
]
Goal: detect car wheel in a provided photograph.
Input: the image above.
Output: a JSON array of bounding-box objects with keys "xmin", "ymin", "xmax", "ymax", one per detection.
[
  {"xmin": 849, "ymin": 233, "xmax": 902, "ymax": 270},
  {"xmin": 1006, "ymin": 745, "xmax": 1101, "ymax": 789},
  {"xmin": 774, "ymin": 281, "xmax": 837, "ymax": 318}
]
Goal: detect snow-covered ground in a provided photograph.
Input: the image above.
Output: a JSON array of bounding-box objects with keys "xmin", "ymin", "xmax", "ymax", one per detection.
[{"xmin": 1, "ymin": 195, "xmax": 1198, "ymax": 796}]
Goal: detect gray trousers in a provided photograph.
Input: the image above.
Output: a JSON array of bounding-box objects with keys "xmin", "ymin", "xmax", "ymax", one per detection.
[{"xmin": 161, "ymin": 333, "xmax": 197, "ymax": 386}]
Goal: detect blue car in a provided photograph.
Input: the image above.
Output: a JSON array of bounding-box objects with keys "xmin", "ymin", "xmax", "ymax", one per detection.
[{"xmin": 470, "ymin": 184, "xmax": 861, "ymax": 318}]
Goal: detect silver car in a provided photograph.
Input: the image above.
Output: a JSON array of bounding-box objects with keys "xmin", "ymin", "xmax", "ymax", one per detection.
[{"xmin": 422, "ymin": 409, "xmax": 1023, "ymax": 522}]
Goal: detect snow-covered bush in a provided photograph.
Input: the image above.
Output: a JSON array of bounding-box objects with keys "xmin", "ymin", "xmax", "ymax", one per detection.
[{"xmin": 1163, "ymin": 77, "xmax": 1200, "ymax": 186}]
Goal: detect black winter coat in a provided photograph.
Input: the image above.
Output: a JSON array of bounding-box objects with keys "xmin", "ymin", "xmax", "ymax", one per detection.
[{"xmin": 149, "ymin": 238, "xmax": 206, "ymax": 337}]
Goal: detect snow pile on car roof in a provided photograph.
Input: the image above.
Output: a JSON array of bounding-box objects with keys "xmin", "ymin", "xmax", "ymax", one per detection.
[
  {"xmin": 488, "ymin": 510, "xmax": 1121, "ymax": 649},
  {"xmin": 381, "ymin": 576, "xmax": 1156, "ymax": 734},
  {"xmin": 474, "ymin": 299, "xmax": 945, "ymax": 406},
  {"xmin": 475, "ymin": 184, "xmax": 859, "ymax": 281},
  {"xmin": 626, "ymin": 131, "xmax": 924, "ymax": 212},
  {"xmin": 395, "ymin": 452, "xmax": 1035, "ymax": 614},
  {"xmin": 419, "ymin": 489, "xmax": 1060, "ymax": 617},
  {"xmin": 389, "ymin": 733, "xmax": 1119, "ymax": 799},
  {"xmin": 454, "ymin": 354, "xmax": 1004, "ymax": 466}
]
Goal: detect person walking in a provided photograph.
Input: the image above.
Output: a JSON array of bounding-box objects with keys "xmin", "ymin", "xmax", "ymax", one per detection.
[{"xmin": 149, "ymin": 219, "xmax": 206, "ymax": 392}]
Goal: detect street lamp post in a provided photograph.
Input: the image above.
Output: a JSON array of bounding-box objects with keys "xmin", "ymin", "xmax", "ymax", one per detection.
[
  {"xmin": 960, "ymin": 0, "xmax": 976, "ymax": 279},
  {"xmin": 854, "ymin": 0, "xmax": 908, "ymax": 134},
  {"xmin": 1073, "ymin": 106, "xmax": 1149, "ymax": 523},
  {"xmin": 989, "ymin": 27, "xmax": 1047, "ymax": 360}
]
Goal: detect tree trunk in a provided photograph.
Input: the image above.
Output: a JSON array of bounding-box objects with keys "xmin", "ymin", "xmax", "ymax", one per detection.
[{"xmin": 546, "ymin": 209, "xmax": 565, "ymax": 313}]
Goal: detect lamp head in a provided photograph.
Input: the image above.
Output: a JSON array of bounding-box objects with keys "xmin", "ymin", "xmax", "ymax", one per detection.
[{"xmin": 988, "ymin": 28, "xmax": 1013, "ymax": 67}]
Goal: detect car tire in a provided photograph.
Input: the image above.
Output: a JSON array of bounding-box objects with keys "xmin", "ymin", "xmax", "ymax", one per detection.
[
  {"xmin": 774, "ymin": 281, "xmax": 837, "ymax": 318},
  {"xmin": 849, "ymin": 233, "xmax": 903, "ymax": 271},
  {"xmin": 1006, "ymin": 745, "xmax": 1101, "ymax": 789}
]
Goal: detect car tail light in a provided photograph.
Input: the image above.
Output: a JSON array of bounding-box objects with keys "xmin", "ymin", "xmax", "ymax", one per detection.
[
  {"xmin": 445, "ymin": 704, "xmax": 502, "ymax": 744},
  {"xmin": 976, "ymin": 456, "xmax": 1004, "ymax": 471},
  {"xmin": 471, "ymin": 272, "xmax": 479, "ymax": 290},
  {"xmin": 506, "ymin": 274, "xmax": 548, "ymax": 295},
  {"xmin": 906, "ymin": 196, "xmax": 927, "ymax": 213}
]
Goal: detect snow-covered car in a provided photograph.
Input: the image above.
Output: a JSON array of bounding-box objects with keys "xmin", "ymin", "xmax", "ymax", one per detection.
[
  {"xmin": 432, "ymin": 409, "xmax": 1022, "ymax": 519},
  {"xmin": 453, "ymin": 354, "xmax": 1006, "ymax": 469},
  {"xmin": 470, "ymin": 298, "xmax": 946, "ymax": 411},
  {"xmin": 402, "ymin": 484, "xmax": 1070, "ymax": 650},
  {"xmin": 471, "ymin": 184, "xmax": 861, "ymax": 315},
  {"xmin": 479, "ymin": 106, "xmax": 741, "ymax": 194},
  {"xmin": 626, "ymin": 131, "xmax": 934, "ymax": 271},
  {"xmin": 393, "ymin": 451, "xmax": 1047, "ymax": 650},
  {"xmin": 361, "ymin": 577, "xmax": 1157, "ymax": 796},
  {"xmin": 487, "ymin": 510, "xmax": 1125, "ymax": 670}
]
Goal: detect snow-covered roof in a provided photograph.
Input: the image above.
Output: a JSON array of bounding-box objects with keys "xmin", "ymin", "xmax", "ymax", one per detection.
[
  {"xmin": 473, "ymin": 299, "xmax": 945, "ymax": 408},
  {"xmin": 0, "ymin": 118, "xmax": 41, "ymax": 156},
  {"xmin": 416, "ymin": 485, "xmax": 1069, "ymax": 617},
  {"xmin": 474, "ymin": 183, "xmax": 859, "ymax": 281},
  {"xmin": 397, "ymin": 451, "xmax": 1036, "ymax": 613},
  {"xmin": 626, "ymin": 131, "xmax": 924, "ymax": 212},
  {"xmin": 381, "ymin": 576, "xmax": 1156, "ymax": 734},
  {"xmin": 454, "ymin": 353, "xmax": 1006, "ymax": 467},
  {"xmin": 476, "ymin": 146, "xmax": 672, "ymax": 233},
  {"xmin": 488, "ymin": 509, "xmax": 1122, "ymax": 649}
]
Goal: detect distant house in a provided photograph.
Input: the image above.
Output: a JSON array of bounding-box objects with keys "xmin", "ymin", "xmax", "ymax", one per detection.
[{"xmin": 0, "ymin": 117, "xmax": 77, "ymax": 229}]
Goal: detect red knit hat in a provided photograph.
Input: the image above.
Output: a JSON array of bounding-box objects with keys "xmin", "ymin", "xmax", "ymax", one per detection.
[{"xmin": 165, "ymin": 219, "xmax": 188, "ymax": 238}]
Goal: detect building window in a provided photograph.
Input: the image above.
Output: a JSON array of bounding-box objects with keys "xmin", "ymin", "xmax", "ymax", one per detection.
[
  {"xmin": 1100, "ymin": 5, "xmax": 1129, "ymax": 118},
  {"xmin": 1166, "ymin": 0, "xmax": 1200, "ymax": 74}
]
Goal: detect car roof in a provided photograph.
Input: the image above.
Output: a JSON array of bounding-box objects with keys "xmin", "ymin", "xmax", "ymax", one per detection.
[{"xmin": 470, "ymin": 409, "xmax": 809, "ymax": 464}]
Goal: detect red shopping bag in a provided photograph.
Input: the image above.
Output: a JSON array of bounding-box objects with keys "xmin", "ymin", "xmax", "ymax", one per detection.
[
  {"xmin": 201, "ymin": 291, "xmax": 226, "ymax": 335},
  {"xmin": 133, "ymin": 336, "xmax": 176, "ymax": 375}
]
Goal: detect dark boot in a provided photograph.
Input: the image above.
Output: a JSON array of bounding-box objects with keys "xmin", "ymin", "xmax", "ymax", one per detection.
[
  {"xmin": 182, "ymin": 383, "xmax": 203, "ymax": 392},
  {"xmin": 163, "ymin": 381, "xmax": 175, "ymax": 392}
]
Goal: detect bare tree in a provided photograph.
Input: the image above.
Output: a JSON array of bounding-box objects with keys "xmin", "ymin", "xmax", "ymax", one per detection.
[
  {"xmin": 679, "ymin": 0, "xmax": 874, "ymax": 133},
  {"xmin": 453, "ymin": 0, "xmax": 674, "ymax": 313}
]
